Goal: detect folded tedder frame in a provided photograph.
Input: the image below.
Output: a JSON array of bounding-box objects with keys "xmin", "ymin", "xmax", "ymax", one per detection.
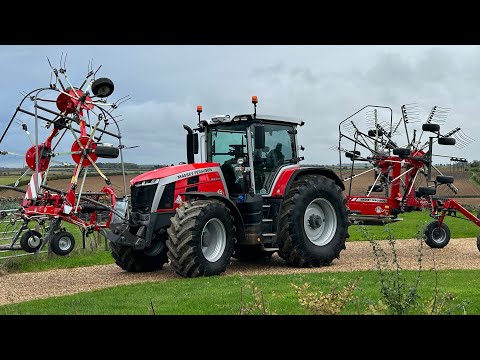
[{"xmin": 336, "ymin": 104, "xmax": 480, "ymax": 251}]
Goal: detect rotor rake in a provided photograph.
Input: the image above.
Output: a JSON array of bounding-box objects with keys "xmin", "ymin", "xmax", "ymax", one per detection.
[
  {"xmin": 337, "ymin": 104, "xmax": 480, "ymax": 250},
  {"xmin": 0, "ymin": 56, "xmax": 130, "ymax": 257}
]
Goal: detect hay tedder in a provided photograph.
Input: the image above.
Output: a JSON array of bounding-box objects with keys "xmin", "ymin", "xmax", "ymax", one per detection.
[
  {"xmin": 0, "ymin": 57, "xmax": 129, "ymax": 256},
  {"xmin": 337, "ymin": 104, "xmax": 480, "ymax": 251}
]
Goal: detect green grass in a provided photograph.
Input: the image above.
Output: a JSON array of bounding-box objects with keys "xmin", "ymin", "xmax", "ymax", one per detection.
[
  {"xmin": 1, "ymin": 249, "xmax": 113, "ymax": 273},
  {"xmin": 348, "ymin": 210, "xmax": 480, "ymax": 241},
  {"xmin": 0, "ymin": 270, "xmax": 477, "ymax": 315},
  {"xmin": 0, "ymin": 176, "xmax": 19, "ymax": 185}
]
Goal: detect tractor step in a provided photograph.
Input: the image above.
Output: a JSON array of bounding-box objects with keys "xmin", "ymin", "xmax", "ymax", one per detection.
[
  {"xmin": 262, "ymin": 204, "xmax": 271, "ymax": 208},
  {"xmin": 262, "ymin": 247, "xmax": 279, "ymax": 252},
  {"xmin": 262, "ymin": 218, "xmax": 273, "ymax": 223},
  {"xmin": 262, "ymin": 233, "xmax": 276, "ymax": 237}
]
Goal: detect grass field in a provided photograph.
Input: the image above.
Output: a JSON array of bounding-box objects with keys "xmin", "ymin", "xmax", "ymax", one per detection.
[{"xmin": 1, "ymin": 270, "xmax": 478, "ymax": 315}]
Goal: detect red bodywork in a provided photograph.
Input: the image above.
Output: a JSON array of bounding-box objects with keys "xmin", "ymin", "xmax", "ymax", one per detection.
[
  {"xmin": 347, "ymin": 150, "xmax": 430, "ymax": 216},
  {"xmin": 270, "ymin": 165, "xmax": 300, "ymax": 197},
  {"xmin": 131, "ymin": 162, "xmax": 228, "ymax": 212}
]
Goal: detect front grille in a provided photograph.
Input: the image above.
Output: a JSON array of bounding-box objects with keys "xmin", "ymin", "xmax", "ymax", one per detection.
[
  {"xmin": 131, "ymin": 183, "xmax": 158, "ymax": 212},
  {"xmin": 157, "ymin": 182, "xmax": 175, "ymax": 210}
]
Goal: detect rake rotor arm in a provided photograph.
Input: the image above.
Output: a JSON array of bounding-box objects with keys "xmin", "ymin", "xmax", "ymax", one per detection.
[{"xmin": 0, "ymin": 87, "xmax": 47, "ymax": 145}]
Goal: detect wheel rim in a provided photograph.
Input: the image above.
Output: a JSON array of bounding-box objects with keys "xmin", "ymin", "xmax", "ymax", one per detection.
[
  {"xmin": 201, "ymin": 218, "xmax": 227, "ymax": 262},
  {"xmin": 28, "ymin": 234, "xmax": 41, "ymax": 248},
  {"xmin": 58, "ymin": 236, "xmax": 72, "ymax": 251},
  {"xmin": 431, "ymin": 227, "xmax": 446, "ymax": 244},
  {"xmin": 303, "ymin": 198, "xmax": 337, "ymax": 246}
]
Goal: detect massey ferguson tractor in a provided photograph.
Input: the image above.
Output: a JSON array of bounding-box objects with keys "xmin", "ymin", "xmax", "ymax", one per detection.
[{"xmin": 107, "ymin": 97, "xmax": 350, "ymax": 277}]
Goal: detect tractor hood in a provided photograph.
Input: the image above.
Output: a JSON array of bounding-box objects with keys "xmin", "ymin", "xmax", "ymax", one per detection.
[{"xmin": 130, "ymin": 162, "xmax": 221, "ymax": 186}]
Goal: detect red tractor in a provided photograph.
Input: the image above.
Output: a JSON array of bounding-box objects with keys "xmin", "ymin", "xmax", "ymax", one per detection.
[{"xmin": 107, "ymin": 97, "xmax": 350, "ymax": 277}]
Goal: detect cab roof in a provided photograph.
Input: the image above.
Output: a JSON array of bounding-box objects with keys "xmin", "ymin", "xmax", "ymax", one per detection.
[{"xmin": 209, "ymin": 114, "xmax": 304, "ymax": 126}]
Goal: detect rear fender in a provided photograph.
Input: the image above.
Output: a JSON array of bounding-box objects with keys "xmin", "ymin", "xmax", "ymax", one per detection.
[{"xmin": 273, "ymin": 167, "xmax": 345, "ymax": 197}]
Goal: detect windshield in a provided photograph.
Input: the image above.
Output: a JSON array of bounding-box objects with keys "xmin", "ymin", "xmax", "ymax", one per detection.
[{"xmin": 207, "ymin": 123, "xmax": 248, "ymax": 194}]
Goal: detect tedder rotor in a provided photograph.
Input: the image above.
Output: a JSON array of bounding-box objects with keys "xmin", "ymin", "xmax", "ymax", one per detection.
[
  {"xmin": 336, "ymin": 104, "xmax": 480, "ymax": 250},
  {"xmin": 0, "ymin": 56, "xmax": 130, "ymax": 256}
]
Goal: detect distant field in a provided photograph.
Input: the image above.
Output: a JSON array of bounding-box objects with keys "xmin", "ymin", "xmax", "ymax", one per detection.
[
  {"xmin": 0, "ymin": 177, "xmax": 19, "ymax": 186},
  {"xmin": 2, "ymin": 166, "xmax": 479, "ymax": 204},
  {"xmin": 0, "ymin": 174, "xmax": 138, "ymax": 198}
]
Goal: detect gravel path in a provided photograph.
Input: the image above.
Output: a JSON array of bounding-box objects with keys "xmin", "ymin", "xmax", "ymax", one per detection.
[{"xmin": 1, "ymin": 237, "xmax": 479, "ymax": 305}]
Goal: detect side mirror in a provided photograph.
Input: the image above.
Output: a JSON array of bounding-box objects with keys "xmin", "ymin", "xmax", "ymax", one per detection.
[
  {"xmin": 92, "ymin": 78, "xmax": 115, "ymax": 98},
  {"xmin": 193, "ymin": 133, "xmax": 199, "ymax": 154},
  {"xmin": 254, "ymin": 125, "xmax": 265, "ymax": 149}
]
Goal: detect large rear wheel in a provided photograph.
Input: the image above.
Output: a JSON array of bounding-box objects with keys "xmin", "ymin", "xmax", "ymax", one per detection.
[
  {"xmin": 278, "ymin": 175, "xmax": 349, "ymax": 267},
  {"xmin": 166, "ymin": 199, "xmax": 235, "ymax": 277}
]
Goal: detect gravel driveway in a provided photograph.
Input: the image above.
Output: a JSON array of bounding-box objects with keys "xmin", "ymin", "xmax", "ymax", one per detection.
[{"xmin": 1, "ymin": 237, "xmax": 479, "ymax": 305}]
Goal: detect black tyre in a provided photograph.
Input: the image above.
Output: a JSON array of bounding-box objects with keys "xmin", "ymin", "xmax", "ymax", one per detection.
[
  {"xmin": 393, "ymin": 148, "xmax": 410, "ymax": 157},
  {"xmin": 368, "ymin": 129, "xmax": 383, "ymax": 137},
  {"xmin": 438, "ymin": 137, "xmax": 456, "ymax": 146},
  {"xmin": 368, "ymin": 184, "xmax": 383, "ymax": 192},
  {"xmin": 345, "ymin": 150, "xmax": 360, "ymax": 159},
  {"xmin": 110, "ymin": 241, "xmax": 168, "ymax": 272},
  {"xmin": 436, "ymin": 175, "xmax": 454, "ymax": 184},
  {"xmin": 50, "ymin": 231, "xmax": 75, "ymax": 256},
  {"xmin": 232, "ymin": 245, "xmax": 273, "ymax": 262},
  {"xmin": 166, "ymin": 199, "xmax": 235, "ymax": 277},
  {"xmin": 92, "ymin": 77, "xmax": 114, "ymax": 98},
  {"xmin": 20, "ymin": 230, "xmax": 42, "ymax": 253},
  {"xmin": 277, "ymin": 175, "xmax": 349, "ymax": 267},
  {"xmin": 418, "ymin": 187, "xmax": 436, "ymax": 196},
  {"xmin": 477, "ymin": 234, "xmax": 480, "ymax": 253},
  {"xmin": 424, "ymin": 221, "xmax": 451, "ymax": 248},
  {"xmin": 94, "ymin": 145, "xmax": 119, "ymax": 159},
  {"xmin": 422, "ymin": 123, "xmax": 440, "ymax": 132}
]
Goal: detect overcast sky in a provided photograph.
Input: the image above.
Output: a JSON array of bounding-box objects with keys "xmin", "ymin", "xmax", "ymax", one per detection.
[{"xmin": 0, "ymin": 45, "xmax": 479, "ymax": 167}]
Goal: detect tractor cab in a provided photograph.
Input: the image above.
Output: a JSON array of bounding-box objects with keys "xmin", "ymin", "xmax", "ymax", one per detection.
[{"xmin": 194, "ymin": 98, "xmax": 304, "ymax": 198}]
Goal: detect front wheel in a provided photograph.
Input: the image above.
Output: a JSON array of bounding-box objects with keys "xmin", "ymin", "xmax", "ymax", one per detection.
[
  {"xmin": 424, "ymin": 221, "xmax": 451, "ymax": 248},
  {"xmin": 166, "ymin": 199, "xmax": 235, "ymax": 277},
  {"xmin": 110, "ymin": 230, "xmax": 168, "ymax": 272},
  {"xmin": 278, "ymin": 175, "xmax": 349, "ymax": 267}
]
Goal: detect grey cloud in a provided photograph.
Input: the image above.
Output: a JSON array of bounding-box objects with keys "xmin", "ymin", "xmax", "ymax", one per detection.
[{"xmin": 1, "ymin": 45, "xmax": 479, "ymax": 169}]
